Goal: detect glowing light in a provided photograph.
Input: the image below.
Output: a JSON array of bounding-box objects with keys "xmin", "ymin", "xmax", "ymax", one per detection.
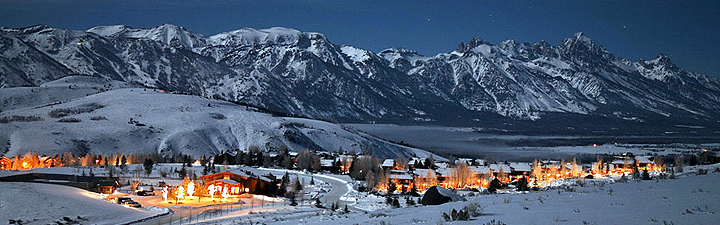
[
  {"xmin": 221, "ymin": 187, "xmax": 230, "ymax": 201},
  {"xmin": 162, "ymin": 186, "xmax": 169, "ymax": 202},
  {"xmin": 208, "ymin": 184, "xmax": 215, "ymax": 201},
  {"xmin": 21, "ymin": 162, "xmax": 28, "ymax": 169},
  {"xmin": 187, "ymin": 182, "xmax": 195, "ymax": 197},
  {"xmin": 193, "ymin": 160, "xmax": 201, "ymax": 166},
  {"xmin": 176, "ymin": 186, "xmax": 185, "ymax": 200}
]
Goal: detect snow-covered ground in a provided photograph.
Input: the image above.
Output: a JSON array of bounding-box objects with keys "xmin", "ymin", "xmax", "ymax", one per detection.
[
  {"xmin": 268, "ymin": 170, "xmax": 720, "ymax": 225},
  {"xmin": 0, "ymin": 76, "xmax": 436, "ymax": 159},
  {"xmin": 0, "ymin": 182, "xmax": 162, "ymax": 225},
  {"xmin": 348, "ymin": 124, "xmax": 719, "ymax": 161}
]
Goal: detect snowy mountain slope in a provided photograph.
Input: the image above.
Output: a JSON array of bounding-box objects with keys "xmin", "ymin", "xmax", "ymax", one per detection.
[
  {"xmin": 1, "ymin": 24, "xmax": 719, "ymax": 127},
  {"xmin": 0, "ymin": 76, "xmax": 138, "ymax": 112},
  {"xmin": 88, "ymin": 24, "xmax": 207, "ymax": 49},
  {"xmin": 4, "ymin": 25, "xmax": 236, "ymax": 97},
  {"xmin": 0, "ymin": 31, "xmax": 70, "ymax": 88},
  {"xmin": 0, "ymin": 78, "xmax": 431, "ymax": 159}
]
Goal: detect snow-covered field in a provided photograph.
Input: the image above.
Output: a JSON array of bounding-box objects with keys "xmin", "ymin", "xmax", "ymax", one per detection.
[
  {"xmin": 349, "ymin": 124, "xmax": 720, "ymax": 161},
  {"xmin": 0, "ymin": 182, "xmax": 160, "ymax": 225},
  {"xmin": 268, "ymin": 170, "xmax": 720, "ymax": 225}
]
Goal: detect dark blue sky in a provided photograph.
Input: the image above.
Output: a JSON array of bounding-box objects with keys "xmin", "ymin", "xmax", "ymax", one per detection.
[{"xmin": 2, "ymin": 0, "xmax": 718, "ymax": 77}]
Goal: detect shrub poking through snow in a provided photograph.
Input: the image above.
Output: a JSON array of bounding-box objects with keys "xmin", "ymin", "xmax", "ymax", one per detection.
[
  {"xmin": 209, "ymin": 113, "xmax": 226, "ymax": 120},
  {"xmin": 58, "ymin": 117, "xmax": 81, "ymax": 123},
  {"xmin": 48, "ymin": 103, "xmax": 105, "ymax": 118},
  {"xmin": 443, "ymin": 208, "xmax": 470, "ymax": 221},
  {"xmin": 463, "ymin": 201, "xmax": 482, "ymax": 217},
  {"xmin": 442, "ymin": 202, "xmax": 482, "ymax": 222},
  {"xmin": 0, "ymin": 115, "xmax": 44, "ymax": 123}
]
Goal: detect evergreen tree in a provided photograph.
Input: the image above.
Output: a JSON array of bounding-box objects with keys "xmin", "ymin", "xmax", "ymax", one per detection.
[
  {"xmin": 488, "ymin": 178, "xmax": 501, "ymax": 194},
  {"xmin": 143, "ymin": 158, "xmax": 154, "ymax": 176},
  {"xmin": 516, "ymin": 176, "xmax": 529, "ymax": 192},
  {"xmin": 295, "ymin": 176, "xmax": 303, "ymax": 192},
  {"xmin": 121, "ymin": 155, "xmax": 127, "ymax": 168},
  {"xmin": 278, "ymin": 172, "xmax": 289, "ymax": 197},
  {"xmin": 179, "ymin": 165, "xmax": 187, "ymax": 179},
  {"xmin": 289, "ymin": 193, "xmax": 298, "ymax": 206}
]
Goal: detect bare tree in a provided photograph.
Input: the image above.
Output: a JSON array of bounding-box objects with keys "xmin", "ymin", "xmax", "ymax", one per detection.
[
  {"xmin": 653, "ymin": 155, "xmax": 665, "ymax": 172},
  {"xmin": 450, "ymin": 162, "xmax": 475, "ymax": 189},
  {"xmin": 296, "ymin": 150, "xmax": 313, "ymax": 171},
  {"xmin": 675, "ymin": 156, "xmax": 684, "ymax": 173},
  {"xmin": 571, "ymin": 158, "xmax": 580, "ymax": 177},
  {"xmin": 532, "ymin": 159, "xmax": 543, "ymax": 183}
]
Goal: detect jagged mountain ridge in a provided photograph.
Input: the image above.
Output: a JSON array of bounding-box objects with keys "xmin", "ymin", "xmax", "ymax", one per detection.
[{"xmin": 1, "ymin": 24, "xmax": 719, "ymax": 127}]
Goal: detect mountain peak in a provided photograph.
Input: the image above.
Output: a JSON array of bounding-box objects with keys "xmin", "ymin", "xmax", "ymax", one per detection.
[
  {"xmin": 456, "ymin": 37, "xmax": 490, "ymax": 53},
  {"xmin": 562, "ymin": 32, "xmax": 595, "ymax": 47},
  {"xmin": 651, "ymin": 54, "xmax": 677, "ymax": 69}
]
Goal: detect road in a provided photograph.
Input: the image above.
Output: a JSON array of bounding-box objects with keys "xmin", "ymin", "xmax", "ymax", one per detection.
[
  {"xmin": 132, "ymin": 169, "xmax": 360, "ymax": 224},
  {"xmin": 257, "ymin": 168, "xmax": 365, "ymax": 212}
]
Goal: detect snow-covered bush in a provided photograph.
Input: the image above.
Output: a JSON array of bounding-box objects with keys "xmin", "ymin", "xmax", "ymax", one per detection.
[
  {"xmin": 48, "ymin": 103, "xmax": 105, "ymax": 118},
  {"xmin": 464, "ymin": 201, "xmax": 483, "ymax": 217},
  {"xmin": 0, "ymin": 115, "xmax": 44, "ymax": 123}
]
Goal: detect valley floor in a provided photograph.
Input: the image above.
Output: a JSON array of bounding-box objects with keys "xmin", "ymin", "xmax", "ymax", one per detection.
[
  {"xmin": 2, "ymin": 165, "xmax": 720, "ymax": 225},
  {"xmin": 269, "ymin": 171, "xmax": 720, "ymax": 225}
]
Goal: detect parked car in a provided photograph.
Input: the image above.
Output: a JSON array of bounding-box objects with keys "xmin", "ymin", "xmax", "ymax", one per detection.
[
  {"xmin": 122, "ymin": 200, "xmax": 142, "ymax": 208},
  {"xmin": 115, "ymin": 197, "xmax": 132, "ymax": 204},
  {"xmin": 136, "ymin": 190, "xmax": 155, "ymax": 196}
]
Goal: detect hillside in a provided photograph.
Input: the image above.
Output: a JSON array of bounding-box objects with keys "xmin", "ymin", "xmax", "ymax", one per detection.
[{"xmin": 0, "ymin": 76, "xmax": 432, "ymax": 159}]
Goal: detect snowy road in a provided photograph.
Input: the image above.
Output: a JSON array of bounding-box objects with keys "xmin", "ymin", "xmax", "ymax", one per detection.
[{"xmin": 256, "ymin": 168, "xmax": 362, "ymax": 210}]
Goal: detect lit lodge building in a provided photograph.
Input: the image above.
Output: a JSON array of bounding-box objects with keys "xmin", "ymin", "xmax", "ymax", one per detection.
[{"xmin": 198, "ymin": 170, "xmax": 274, "ymax": 196}]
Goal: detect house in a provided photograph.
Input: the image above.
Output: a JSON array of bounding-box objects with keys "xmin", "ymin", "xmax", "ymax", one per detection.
[
  {"xmin": 96, "ymin": 181, "xmax": 118, "ymax": 194},
  {"xmin": 508, "ymin": 163, "xmax": 532, "ymax": 178},
  {"xmin": 39, "ymin": 156, "xmax": 54, "ymax": 168},
  {"xmin": 610, "ymin": 154, "xmax": 655, "ymax": 172},
  {"xmin": 198, "ymin": 170, "xmax": 274, "ymax": 196},
  {"xmin": 699, "ymin": 149, "xmax": 720, "ymax": 165},
  {"xmin": 381, "ymin": 159, "xmax": 395, "ymax": 170},
  {"xmin": 388, "ymin": 170, "xmax": 414, "ymax": 192},
  {"xmin": 0, "ymin": 156, "xmax": 11, "ymax": 170},
  {"xmin": 320, "ymin": 159, "xmax": 335, "ymax": 171},
  {"xmin": 489, "ymin": 163, "xmax": 511, "ymax": 177}
]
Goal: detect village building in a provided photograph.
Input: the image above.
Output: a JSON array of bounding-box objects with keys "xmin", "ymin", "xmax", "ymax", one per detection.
[
  {"xmin": 381, "ymin": 159, "xmax": 395, "ymax": 170},
  {"xmin": 388, "ymin": 170, "xmax": 414, "ymax": 192},
  {"xmin": 320, "ymin": 159, "xmax": 334, "ymax": 171},
  {"xmin": 0, "ymin": 156, "xmax": 11, "ymax": 170},
  {"xmin": 96, "ymin": 181, "xmax": 118, "ymax": 194},
  {"xmin": 611, "ymin": 154, "xmax": 654, "ymax": 172},
  {"xmin": 39, "ymin": 156, "xmax": 55, "ymax": 168},
  {"xmin": 489, "ymin": 163, "xmax": 511, "ymax": 179},
  {"xmin": 699, "ymin": 149, "xmax": 720, "ymax": 165},
  {"xmin": 508, "ymin": 163, "xmax": 532, "ymax": 179},
  {"xmin": 198, "ymin": 170, "xmax": 274, "ymax": 196}
]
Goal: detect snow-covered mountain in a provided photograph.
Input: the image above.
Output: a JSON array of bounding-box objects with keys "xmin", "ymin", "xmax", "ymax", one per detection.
[
  {"xmin": 0, "ymin": 76, "xmax": 433, "ymax": 159},
  {"xmin": 2, "ymin": 24, "xmax": 719, "ymax": 127}
]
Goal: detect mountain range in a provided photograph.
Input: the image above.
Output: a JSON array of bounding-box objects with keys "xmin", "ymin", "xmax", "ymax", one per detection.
[{"xmin": 2, "ymin": 24, "xmax": 719, "ymax": 130}]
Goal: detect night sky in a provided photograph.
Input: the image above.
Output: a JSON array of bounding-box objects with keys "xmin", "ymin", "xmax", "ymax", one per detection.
[{"xmin": 1, "ymin": 0, "xmax": 718, "ymax": 77}]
